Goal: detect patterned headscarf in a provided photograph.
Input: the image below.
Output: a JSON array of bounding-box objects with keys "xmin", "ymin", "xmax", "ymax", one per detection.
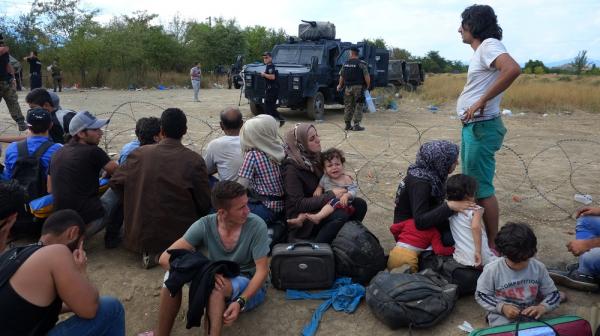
[
  {"xmin": 283, "ymin": 123, "xmax": 322, "ymax": 176},
  {"xmin": 239, "ymin": 114, "xmax": 285, "ymax": 163},
  {"xmin": 407, "ymin": 140, "xmax": 459, "ymax": 199}
]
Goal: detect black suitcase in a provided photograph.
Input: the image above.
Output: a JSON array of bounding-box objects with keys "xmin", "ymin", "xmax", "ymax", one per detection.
[{"xmin": 270, "ymin": 242, "xmax": 335, "ymax": 290}]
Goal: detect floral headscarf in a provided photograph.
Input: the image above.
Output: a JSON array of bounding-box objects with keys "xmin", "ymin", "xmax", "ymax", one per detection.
[{"xmin": 407, "ymin": 140, "xmax": 459, "ymax": 199}]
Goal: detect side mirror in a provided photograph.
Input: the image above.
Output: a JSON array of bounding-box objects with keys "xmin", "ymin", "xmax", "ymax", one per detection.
[{"xmin": 310, "ymin": 56, "xmax": 318, "ymax": 72}]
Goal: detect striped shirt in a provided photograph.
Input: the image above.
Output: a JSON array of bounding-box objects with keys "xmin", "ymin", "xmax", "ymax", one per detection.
[{"xmin": 238, "ymin": 149, "xmax": 284, "ymax": 213}]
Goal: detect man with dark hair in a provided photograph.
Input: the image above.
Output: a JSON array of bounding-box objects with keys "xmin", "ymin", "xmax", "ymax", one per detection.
[
  {"xmin": 118, "ymin": 117, "xmax": 161, "ymax": 165},
  {"xmin": 0, "ymin": 34, "xmax": 26, "ymax": 131},
  {"xmin": 456, "ymin": 4, "xmax": 520, "ymax": 249},
  {"xmin": 48, "ymin": 111, "xmax": 118, "ymax": 238},
  {"xmin": 152, "ymin": 181, "xmax": 269, "ymax": 336},
  {"xmin": 24, "ymin": 51, "xmax": 42, "ymax": 90},
  {"xmin": 190, "ymin": 62, "xmax": 201, "ymax": 102},
  {"xmin": 25, "ymin": 88, "xmax": 66, "ymax": 143},
  {"xmin": 260, "ymin": 52, "xmax": 285, "ymax": 127},
  {"xmin": 0, "ymin": 209, "xmax": 125, "ymax": 335},
  {"xmin": 204, "ymin": 107, "xmax": 244, "ymax": 182},
  {"xmin": 110, "ymin": 108, "xmax": 211, "ymax": 268},
  {"xmin": 0, "ymin": 180, "xmax": 26, "ymax": 251},
  {"xmin": 337, "ymin": 46, "xmax": 370, "ymax": 131}
]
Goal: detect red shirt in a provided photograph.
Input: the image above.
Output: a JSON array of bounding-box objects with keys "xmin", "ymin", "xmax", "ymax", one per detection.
[{"xmin": 390, "ymin": 218, "xmax": 454, "ymax": 256}]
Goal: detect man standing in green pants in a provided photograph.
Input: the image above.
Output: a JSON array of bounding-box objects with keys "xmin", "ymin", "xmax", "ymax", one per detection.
[
  {"xmin": 457, "ymin": 5, "xmax": 520, "ymax": 248},
  {"xmin": 338, "ymin": 46, "xmax": 370, "ymax": 131}
]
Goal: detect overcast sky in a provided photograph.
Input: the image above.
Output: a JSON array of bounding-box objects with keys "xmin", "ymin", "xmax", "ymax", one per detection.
[{"xmin": 3, "ymin": 0, "xmax": 599, "ymax": 64}]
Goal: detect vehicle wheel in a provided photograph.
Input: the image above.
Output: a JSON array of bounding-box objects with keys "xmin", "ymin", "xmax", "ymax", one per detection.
[
  {"xmin": 306, "ymin": 91, "xmax": 325, "ymax": 120},
  {"xmin": 404, "ymin": 83, "xmax": 415, "ymax": 92},
  {"xmin": 249, "ymin": 102, "xmax": 263, "ymax": 116}
]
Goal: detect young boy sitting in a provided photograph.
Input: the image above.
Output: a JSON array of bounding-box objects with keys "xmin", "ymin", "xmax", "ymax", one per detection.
[{"xmin": 475, "ymin": 222, "xmax": 561, "ymax": 326}]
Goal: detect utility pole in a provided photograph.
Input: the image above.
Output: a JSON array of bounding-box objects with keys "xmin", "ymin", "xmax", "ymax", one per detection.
[{"xmin": 206, "ymin": 16, "xmax": 212, "ymax": 27}]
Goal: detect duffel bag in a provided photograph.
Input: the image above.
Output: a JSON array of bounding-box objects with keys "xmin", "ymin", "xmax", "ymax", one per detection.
[
  {"xmin": 469, "ymin": 315, "xmax": 592, "ymax": 336},
  {"xmin": 419, "ymin": 250, "xmax": 482, "ymax": 297}
]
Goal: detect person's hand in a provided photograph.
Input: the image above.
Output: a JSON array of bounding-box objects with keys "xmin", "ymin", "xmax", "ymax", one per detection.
[
  {"xmin": 214, "ymin": 274, "xmax": 229, "ymax": 292},
  {"xmin": 223, "ymin": 301, "xmax": 241, "ymax": 326},
  {"xmin": 522, "ymin": 305, "xmax": 546, "ymax": 319},
  {"xmin": 567, "ymin": 239, "xmax": 591, "ymax": 256},
  {"xmin": 474, "ymin": 252, "xmax": 482, "ymax": 267},
  {"xmin": 336, "ymin": 85, "xmax": 342, "ymax": 92},
  {"xmin": 332, "ymin": 187, "xmax": 347, "ymax": 198},
  {"xmin": 501, "ymin": 304, "xmax": 521, "ymax": 320},
  {"xmin": 313, "ymin": 187, "xmax": 323, "ymax": 197},
  {"xmin": 340, "ymin": 193, "xmax": 350, "ymax": 206},
  {"xmin": 72, "ymin": 240, "xmax": 87, "ymax": 273},
  {"xmin": 462, "ymin": 99, "xmax": 486, "ymax": 122},
  {"xmin": 576, "ymin": 206, "xmax": 600, "ymax": 218},
  {"xmin": 446, "ymin": 200, "xmax": 477, "ymax": 214},
  {"xmin": 260, "ymin": 72, "xmax": 265, "ymax": 78}
]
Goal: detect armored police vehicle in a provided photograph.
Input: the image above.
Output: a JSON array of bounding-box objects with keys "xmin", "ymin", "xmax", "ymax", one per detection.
[
  {"xmin": 242, "ymin": 21, "xmax": 389, "ymax": 120},
  {"xmin": 388, "ymin": 59, "xmax": 425, "ymax": 91}
]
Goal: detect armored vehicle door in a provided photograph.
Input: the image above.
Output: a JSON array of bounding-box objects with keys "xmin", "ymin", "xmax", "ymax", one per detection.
[{"xmin": 374, "ymin": 48, "xmax": 389, "ymax": 87}]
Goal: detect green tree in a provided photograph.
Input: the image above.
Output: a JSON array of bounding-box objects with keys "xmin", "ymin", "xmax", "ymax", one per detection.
[
  {"xmin": 571, "ymin": 50, "xmax": 589, "ymax": 74},
  {"xmin": 533, "ymin": 66, "xmax": 545, "ymax": 75},
  {"xmin": 363, "ymin": 38, "xmax": 387, "ymax": 49},
  {"xmin": 390, "ymin": 48, "xmax": 412, "ymax": 60},
  {"xmin": 523, "ymin": 59, "xmax": 548, "ymax": 74},
  {"xmin": 244, "ymin": 26, "xmax": 287, "ymax": 63},
  {"xmin": 185, "ymin": 18, "xmax": 246, "ymax": 71},
  {"xmin": 31, "ymin": 0, "xmax": 99, "ymax": 46}
]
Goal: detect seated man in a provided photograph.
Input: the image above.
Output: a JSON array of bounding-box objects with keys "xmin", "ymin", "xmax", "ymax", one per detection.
[
  {"xmin": 48, "ymin": 111, "xmax": 118, "ymax": 238},
  {"xmin": 204, "ymin": 107, "xmax": 244, "ymax": 182},
  {"xmin": 153, "ymin": 181, "xmax": 269, "ymax": 336},
  {"xmin": 110, "ymin": 108, "xmax": 210, "ymax": 268},
  {"xmin": 0, "ymin": 209, "xmax": 125, "ymax": 335},
  {"xmin": 0, "ymin": 180, "xmax": 26, "ymax": 252},
  {"xmin": 118, "ymin": 117, "xmax": 161, "ymax": 165},
  {"xmin": 549, "ymin": 206, "xmax": 600, "ymax": 291},
  {"xmin": 25, "ymin": 88, "xmax": 66, "ymax": 144}
]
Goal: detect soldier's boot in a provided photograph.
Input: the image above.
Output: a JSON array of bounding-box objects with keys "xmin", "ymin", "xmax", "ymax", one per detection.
[
  {"xmin": 344, "ymin": 122, "xmax": 352, "ymax": 131},
  {"xmin": 353, "ymin": 123, "xmax": 365, "ymax": 131}
]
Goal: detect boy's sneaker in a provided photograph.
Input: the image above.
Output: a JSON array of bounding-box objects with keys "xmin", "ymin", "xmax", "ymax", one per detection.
[{"xmin": 548, "ymin": 268, "xmax": 599, "ymax": 292}]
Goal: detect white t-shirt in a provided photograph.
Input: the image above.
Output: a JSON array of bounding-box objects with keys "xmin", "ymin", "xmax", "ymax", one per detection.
[
  {"xmin": 203, "ymin": 135, "xmax": 243, "ymax": 181},
  {"xmin": 449, "ymin": 207, "xmax": 497, "ymax": 267},
  {"xmin": 456, "ymin": 38, "xmax": 508, "ymax": 122}
]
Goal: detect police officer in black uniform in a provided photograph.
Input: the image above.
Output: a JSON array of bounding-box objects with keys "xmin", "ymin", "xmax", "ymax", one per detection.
[
  {"xmin": 260, "ymin": 52, "xmax": 285, "ymax": 127},
  {"xmin": 337, "ymin": 46, "xmax": 370, "ymax": 131},
  {"xmin": 24, "ymin": 51, "xmax": 42, "ymax": 90}
]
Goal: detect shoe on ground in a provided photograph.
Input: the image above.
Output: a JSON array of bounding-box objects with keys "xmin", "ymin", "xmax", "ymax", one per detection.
[
  {"xmin": 142, "ymin": 252, "xmax": 159, "ymax": 269},
  {"xmin": 352, "ymin": 123, "xmax": 365, "ymax": 131},
  {"xmin": 548, "ymin": 268, "xmax": 599, "ymax": 292},
  {"xmin": 344, "ymin": 122, "xmax": 352, "ymax": 131}
]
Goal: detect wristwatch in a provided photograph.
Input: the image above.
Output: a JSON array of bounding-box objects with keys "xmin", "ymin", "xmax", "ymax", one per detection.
[{"xmin": 235, "ymin": 295, "xmax": 247, "ymax": 311}]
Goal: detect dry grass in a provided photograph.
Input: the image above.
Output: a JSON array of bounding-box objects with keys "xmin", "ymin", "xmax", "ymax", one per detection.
[{"xmin": 418, "ymin": 73, "xmax": 600, "ymax": 113}]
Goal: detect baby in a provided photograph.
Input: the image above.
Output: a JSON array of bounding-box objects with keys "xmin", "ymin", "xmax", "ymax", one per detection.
[{"xmin": 287, "ymin": 148, "xmax": 357, "ymax": 226}]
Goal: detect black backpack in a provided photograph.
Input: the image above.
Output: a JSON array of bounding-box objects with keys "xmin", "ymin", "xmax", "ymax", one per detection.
[
  {"xmin": 331, "ymin": 221, "xmax": 386, "ymax": 285},
  {"xmin": 11, "ymin": 140, "xmax": 53, "ymax": 201},
  {"xmin": 366, "ymin": 269, "xmax": 458, "ymax": 330},
  {"xmin": 0, "ymin": 243, "xmax": 44, "ymax": 288},
  {"xmin": 418, "ymin": 250, "xmax": 482, "ymax": 297}
]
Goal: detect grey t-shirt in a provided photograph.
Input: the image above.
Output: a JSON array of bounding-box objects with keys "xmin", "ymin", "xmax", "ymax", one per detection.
[
  {"xmin": 203, "ymin": 135, "xmax": 243, "ymax": 181},
  {"xmin": 183, "ymin": 213, "xmax": 269, "ymax": 277}
]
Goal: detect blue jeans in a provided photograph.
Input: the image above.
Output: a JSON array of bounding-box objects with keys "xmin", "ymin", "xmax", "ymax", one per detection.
[
  {"xmin": 47, "ymin": 296, "xmax": 125, "ymax": 336},
  {"xmin": 191, "ymin": 79, "xmax": 200, "ymax": 101},
  {"xmin": 576, "ymin": 216, "xmax": 600, "ymax": 277},
  {"xmin": 229, "ymin": 276, "xmax": 266, "ymax": 312},
  {"xmin": 248, "ymin": 202, "xmax": 275, "ymax": 224}
]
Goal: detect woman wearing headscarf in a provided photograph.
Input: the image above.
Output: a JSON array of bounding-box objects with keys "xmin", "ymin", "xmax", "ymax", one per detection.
[
  {"xmin": 237, "ymin": 114, "xmax": 285, "ymax": 223},
  {"xmin": 392, "ymin": 140, "xmax": 476, "ymax": 248},
  {"xmin": 282, "ymin": 123, "xmax": 367, "ymax": 243}
]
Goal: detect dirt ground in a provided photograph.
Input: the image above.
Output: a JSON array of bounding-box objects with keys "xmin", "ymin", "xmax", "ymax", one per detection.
[{"xmin": 1, "ymin": 87, "xmax": 600, "ymax": 335}]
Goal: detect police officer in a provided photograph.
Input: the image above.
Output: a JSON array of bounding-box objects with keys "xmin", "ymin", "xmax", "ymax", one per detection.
[
  {"xmin": 24, "ymin": 51, "xmax": 42, "ymax": 90},
  {"xmin": 260, "ymin": 51, "xmax": 285, "ymax": 127},
  {"xmin": 0, "ymin": 34, "xmax": 26, "ymax": 131},
  {"xmin": 337, "ymin": 46, "xmax": 370, "ymax": 131}
]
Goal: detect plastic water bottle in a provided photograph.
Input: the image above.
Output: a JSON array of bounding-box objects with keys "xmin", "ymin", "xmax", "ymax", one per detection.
[{"xmin": 574, "ymin": 194, "xmax": 593, "ymax": 205}]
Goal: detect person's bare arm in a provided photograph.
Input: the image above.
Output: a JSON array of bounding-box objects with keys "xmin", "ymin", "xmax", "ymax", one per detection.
[
  {"xmin": 464, "ymin": 53, "xmax": 521, "ymax": 121},
  {"xmin": 0, "ymin": 135, "xmax": 26, "ymax": 143},
  {"xmin": 51, "ymin": 243, "xmax": 99, "ymax": 319},
  {"xmin": 567, "ymin": 237, "xmax": 600, "ymax": 256},
  {"xmin": 0, "ymin": 46, "xmax": 8, "ymax": 55},
  {"xmin": 337, "ymin": 76, "xmax": 344, "ymax": 91},
  {"xmin": 47, "ymin": 175, "xmax": 52, "ymax": 193},
  {"xmin": 158, "ymin": 238, "xmax": 195, "ymax": 270},
  {"xmin": 102, "ymin": 160, "xmax": 119, "ymax": 176},
  {"xmin": 471, "ymin": 209, "xmax": 484, "ymax": 266}
]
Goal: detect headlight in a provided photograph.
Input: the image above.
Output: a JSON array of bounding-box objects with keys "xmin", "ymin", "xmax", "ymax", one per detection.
[
  {"xmin": 293, "ymin": 77, "xmax": 300, "ymax": 83},
  {"xmin": 245, "ymin": 74, "xmax": 252, "ymax": 80},
  {"xmin": 293, "ymin": 84, "xmax": 300, "ymax": 90}
]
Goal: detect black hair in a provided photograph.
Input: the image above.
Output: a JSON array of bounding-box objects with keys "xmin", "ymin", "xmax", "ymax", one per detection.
[
  {"xmin": 135, "ymin": 117, "xmax": 161, "ymax": 146},
  {"xmin": 220, "ymin": 107, "xmax": 243, "ymax": 130},
  {"xmin": 495, "ymin": 222, "xmax": 537, "ymax": 263},
  {"xmin": 41, "ymin": 209, "xmax": 86, "ymax": 237},
  {"xmin": 25, "ymin": 88, "xmax": 54, "ymax": 108},
  {"xmin": 0, "ymin": 180, "xmax": 26, "ymax": 224},
  {"xmin": 160, "ymin": 108, "xmax": 187, "ymax": 139},
  {"xmin": 461, "ymin": 4, "xmax": 503, "ymax": 41},
  {"xmin": 29, "ymin": 121, "xmax": 52, "ymax": 134},
  {"xmin": 211, "ymin": 181, "xmax": 246, "ymax": 210},
  {"xmin": 446, "ymin": 174, "xmax": 478, "ymax": 201},
  {"xmin": 321, "ymin": 148, "xmax": 346, "ymax": 168}
]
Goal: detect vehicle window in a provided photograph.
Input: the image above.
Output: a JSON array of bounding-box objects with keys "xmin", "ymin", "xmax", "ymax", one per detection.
[{"xmin": 273, "ymin": 47, "xmax": 323, "ymax": 65}]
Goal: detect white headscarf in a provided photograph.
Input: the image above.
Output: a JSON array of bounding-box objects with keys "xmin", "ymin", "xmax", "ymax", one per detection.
[{"xmin": 239, "ymin": 114, "xmax": 285, "ymax": 163}]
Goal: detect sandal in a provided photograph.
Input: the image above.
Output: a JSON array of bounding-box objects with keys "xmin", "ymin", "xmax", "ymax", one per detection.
[{"xmin": 142, "ymin": 252, "xmax": 159, "ymax": 269}]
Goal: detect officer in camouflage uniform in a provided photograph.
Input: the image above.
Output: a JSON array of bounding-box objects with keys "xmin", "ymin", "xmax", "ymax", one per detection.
[
  {"xmin": 0, "ymin": 34, "xmax": 26, "ymax": 131},
  {"xmin": 337, "ymin": 46, "xmax": 370, "ymax": 131}
]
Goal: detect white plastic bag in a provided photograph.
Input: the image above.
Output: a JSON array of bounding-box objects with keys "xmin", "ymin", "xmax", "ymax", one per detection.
[{"xmin": 364, "ymin": 90, "xmax": 376, "ymax": 113}]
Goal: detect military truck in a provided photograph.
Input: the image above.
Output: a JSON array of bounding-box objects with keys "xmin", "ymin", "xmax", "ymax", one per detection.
[
  {"xmin": 388, "ymin": 59, "xmax": 425, "ymax": 91},
  {"xmin": 242, "ymin": 21, "xmax": 389, "ymax": 120}
]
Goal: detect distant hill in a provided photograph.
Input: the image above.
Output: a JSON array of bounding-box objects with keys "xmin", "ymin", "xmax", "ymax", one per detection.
[{"xmin": 544, "ymin": 59, "xmax": 600, "ymax": 68}]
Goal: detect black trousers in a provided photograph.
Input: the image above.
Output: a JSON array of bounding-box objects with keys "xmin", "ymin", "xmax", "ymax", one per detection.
[
  {"xmin": 313, "ymin": 197, "xmax": 368, "ymax": 243},
  {"xmin": 263, "ymin": 89, "xmax": 282, "ymax": 120},
  {"xmin": 30, "ymin": 73, "xmax": 42, "ymax": 90}
]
